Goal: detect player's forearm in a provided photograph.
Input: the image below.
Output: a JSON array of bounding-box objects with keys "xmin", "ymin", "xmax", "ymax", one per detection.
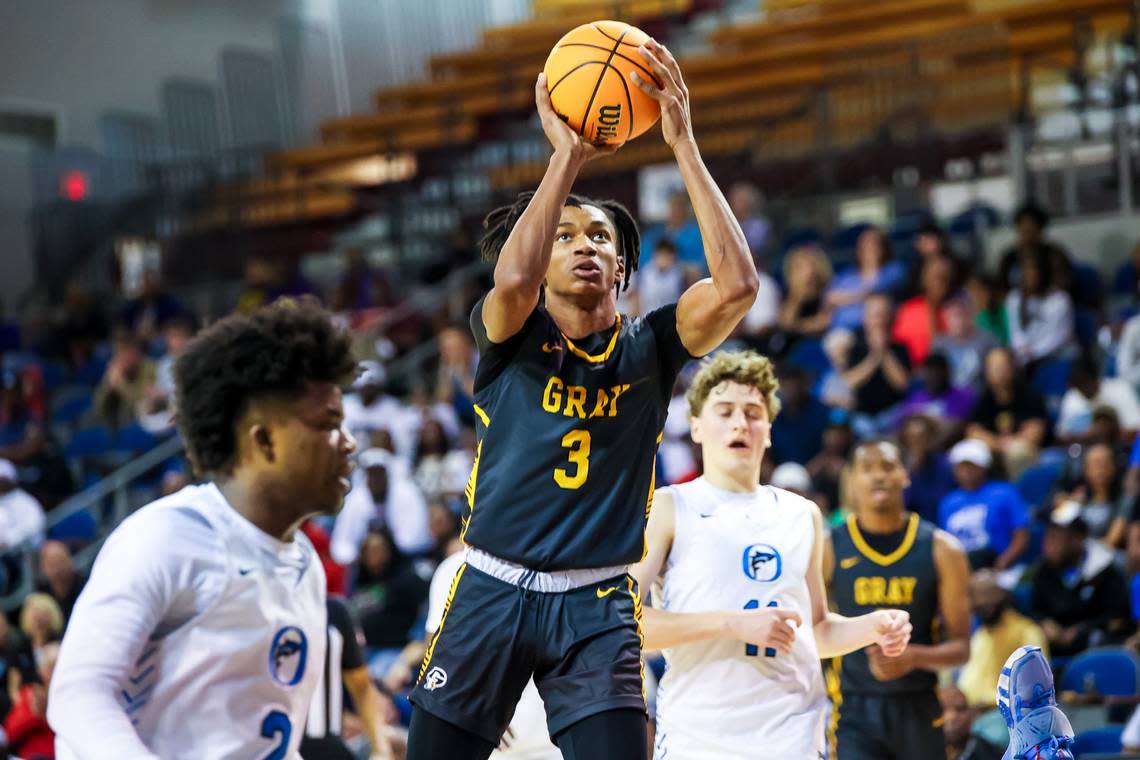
[
  {"xmin": 493, "ymin": 149, "xmax": 585, "ymax": 292},
  {"xmin": 47, "ymin": 680, "xmax": 160, "ymax": 759},
  {"xmin": 904, "ymin": 638, "xmax": 970, "ymax": 671},
  {"xmin": 672, "ymin": 140, "xmax": 757, "ymax": 304},
  {"xmin": 350, "ymin": 682, "xmax": 390, "ymax": 755},
  {"xmin": 641, "ymin": 606, "xmax": 734, "ymax": 651},
  {"xmin": 813, "ymin": 612, "xmax": 883, "ymax": 659}
]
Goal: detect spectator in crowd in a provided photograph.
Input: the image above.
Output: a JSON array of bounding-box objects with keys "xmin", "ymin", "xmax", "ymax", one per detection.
[
  {"xmin": 1052, "ymin": 442, "xmax": 1132, "ymax": 547},
  {"xmin": 843, "ymin": 294, "xmax": 911, "ymax": 438},
  {"xmin": 904, "ymin": 223, "xmax": 953, "ymax": 293},
  {"xmin": 998, "ymin": 202, "xmax": 1074, "ymax": 298},
  {"xmin": 47, "ymin": 282, "xmax": 109, "ymax": 371},
  {"xmin": 818, "ymin": 328, "xmax": 855, "ymax": 410},
  {"xmin": 769, "ymin": 462, "xmax": 813, "ymax": 498},
  {"xmin": 331, "ymin": 448, "xmax": 431, "ymax": 564},
  {"xmin": 1030, "ymin": 508, "xmax": 1131, "ymax": 657},
  {"xmin": 900, "ymin": 413, "xmax": 956, "ymax": 524},
  {"xmin": 1057, "ymin": 353, "xmax": 1140, "ymax": 444},
  {"xmin": 426, "ymin": 500, "xmax": 461, "ymax": 562},
  {"xmin": 138, "ymin": 317, "xmax": 194, "ymax": 435},
  {"xmin": 899, "ymin": 351, "xmax": 977, "ymax": 446},
  {"xmin": 826, "ymin": 227, "xmax": 907, "ymax": 330},
  {"xmin": 0, "ymin": 459, "xmax": 45, "ymax": 553},
  {"xmin": 626, "ymin": 240, "xmax": 689, "ymax": 317},
  {"xmin": 1006, "ymin": 246, "xmax": 1075, "ymax": 369},
  {"xmin": 776, "ymin": 245, "xmax": 833, "ymax": 346},
  {"xmin": 932, "ymin": 294, "xmax": 1000, "ymax": 390},
  {"xmin": 738, "ymin": 263, "xmax": 782, "ymax": 352},
  {"xmin": 1112, "ymin": 239, "xmax": 1140, "ymax": 302},
  {"xmin": 438, "ymin": 427, "xmax": 476, "ymax": 508},
  {"xmin": 19, "ymin": 593, "xmax": 63, "ymax": 655},
  {"xmin": 967, "ymin": 347, "xmax": 1049, "ymax": 479},
  {"xmin": 639, "ymin": 191, "xmax": 704, "ymax": 271},
  {"xmin": 342, "ymin": 361, "xmax": 420, "ymax": 462},
  {"xmin": 35, "ymin": 541, "xmax": 85, "ymax": 624},
  {"xmin": 892, "ymin": 254, "xmax": 956, "ymax": 367},
  {"xmin": 1116, "ymin": 309, "xmax": 1140, "ymax": 392},
  {"xmin": 235, "ymin": 255, "xmax": 321, "ymax": 313},
  {"xmin": 769, "ymin": 366, "xmax": 829, "ymax": 464},
  {"xmin": 956, "ymin": 570, "xmax": 1047, "ymax": 709},
  {"xmin": 434, "ymin": 325, "xmax": 477, "ymax": 428},
  {"xmin": 0, "ymin": 370, "xmax": 46, "ymax": 466},
  {"xmin": 965, "ymin": 272, "xmax": 1009, "ymax": 344},
  {"xmin": 93, "ymin": 333, "xmax": 156, "ymax": 430},
  {"xmin": 806, "ymin": 419, "xmax": 854, "ymax": 519},
  {"xmin": 4, "ymin": 641, "xmax": 58, "ymax": 760},
  {"xmin": 330, "ymin": 247, "xmax": 396, "ymax": 312},
  {"xmin": 412, "ymin": 418, "xmax": 452, "ymax": 502},
  {"xmin": 347, "ymin": 527, "xmax": 430, "ymax": 678},
  {"xmin": 118, "ymin": 267, "xmax": 186, "ymax": 343},
  {"xmin": 728, "ymin": 181, "xmax": 770, "ymax": 255},
  {"xmin": 939, "ymin": 685, "xmax": 1005, "ymax": 760},
  {"xmin": 0, "ymin": 612, "xmax": 37, "ymax": 725},
  {"xmin": 939, "ymin": 439, "xmax": 1030, "ymax": 570}
]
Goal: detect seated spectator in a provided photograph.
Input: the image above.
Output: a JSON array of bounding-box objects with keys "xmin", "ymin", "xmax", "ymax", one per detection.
[
  {"xmin": 628, "ymin": 239, "xmax": 689, "ymax": 316},
  {"xmin": 956, "ymin": 570, "xmax": 1048, "ymax": 709},
  {"xmin": 900, "ymin": 414, "xmax": 955, "ymax": 524},
  {"xmin": 235, "ymin": 255, "xmax": 321, "ymax": 313},
  {"xmin": 966, "ymin": 347, "xmax": 1049, "ymax": 479},
  {"xmin": 776, "ymin": 245, "xmax": 833, "ymax": 345},
  {"xmin": 435, "ymin": 325, "xmax": 477, "ymax": 427},
  {"xmin": 47, "ymin": 281, "xmax": 109, "ymax": 370},
  {"xmin": 892, "ymin": 254, "xmax": 956, "ymax": 366},
  {"xmin": 965, "ymin": 272, "xmax": 1009, "ymax": 344},
  {"xmin": 4, "ymin": 641, "xmax": 58, "ymax": 760},
  {"xmin": 738, "ymin": 264, "xmax": 782, "ymax": 351},
  {"xmin": 904, "ymin": 222, "xmax": 953, "ymax": 293},
  {"xmin": 330, "ymin": 247, "xmax": 396, "ymax": 312},
  {"xmin": 0, "ymin": 612, "xmax": 37, "ymax": 727},
  {"xmin": 118, "ymin": 267, "xmax": 186, "ymax": 343},
  {"xmin": 818, "ymin": 328, "xmax": 854, "ymax": 410},
  {"xmin": 940, "ymin": 685, "xmax": 1005, "ymax": 760},
  {"xmin": 342, "ymin": 361, "xmax": 420, "ymax": 463},
  {"xmin": 770, "ymin": 462, "xmax": 814, "ymax": 498},
  {"xmin": 843, "ymin": 294, "xmax": 911, "ymax": 438},
  {"xmin": 1030, "ymin": 507, "xmax": 1131, "ymax": 656},
  {"xmin": 998, "ymin": 202, "xmax": 1074, "ymax": 300},
  {"xmin": 19, "ymin": 593, "xmax": 63, "ymax": 655},
  {"xmin": 138, "ymin": 317, "xmax": 194, "ymax": 435},
  {"xmin": 1006, "ymin": 245, "xmax": 1075, "ymax": 368},
  {"xmin": 438, "ymin": 427, "xmax": 476, "ymax": 508},
  {"xmin": 35, "ymin": 541, "xmax": 85, "ymax": 624},
  {"xmin": 899, "ymin": 352, "xmax": 977, "ymax": 446},
  {"xmin": 412, "ymin": 418, "xmax": 452, "ymax": 502},
  {"xmin": 0, "ymin": 459, "xmax": 45, "ymax": 553},
  {"xmin": 939, "ymin": 439, "xmax": 1030, "ymax": 570},
  {"xmin": 1057, "ymin": 353, "xmax": 1140, "ymax": 443},
  {"xmin": 728, "ymin": 181, "xmax": 771, "ymax": 255},
  {"xmin": 0, "ymin": 370, "xmax": 46, "ymax": 465},
  {"xmin": 932, "ymin": 294, "xmax": 1000, "ymax": 390},
  {"xmin": 1052, "ymin": 442, "xmax": 1132, "ymax": 548},
  {"xmin": 93, "ymin": 333, "xmax": 157, "ymax": 430},
  {"xmin": 807, "ymin": 420, "xmax": 854, "ymax": 518},
  {"xmin": 769, "ymin": 366, "xmax": 829, "ymax": 465},
  {"xmin": 827, "ymin": 227, "xmax": 907, "ymax": 330},
  {"xmin": 332, "ymin": 448, "xmax": 431, "ymax": 565},
  {"xmin": 638, "ymin": 191, "xmax": 704, "ymax": 271},
  {"xmin": 426, "ymin": 500, "xmax": 461, "ymax": 563},
  {"xmin": 347, "ymin": 528, "xmax": 430, "ymax": 677}
]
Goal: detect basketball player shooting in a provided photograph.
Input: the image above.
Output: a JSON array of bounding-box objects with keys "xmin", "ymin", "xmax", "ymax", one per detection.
[
  {"xmin": 406, "ymin": 39, "xmax": 759, "ymax": 760},
  {"xmin": 629, "ymin": 351, "xmax": 912, "ymax": 759},
  {"xmin": 47, "ymin": 301, "xmax": 359, "ymax": 760}
]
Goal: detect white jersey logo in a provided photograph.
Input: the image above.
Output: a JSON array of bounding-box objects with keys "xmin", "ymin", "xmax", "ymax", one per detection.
[
  {"xmin": 424, "ymin": 666, "xmax": 448, "ymax": 691},
  {"xmin": 742, "ymin": 543, "xmax": 782, "ymax": 582},
  {"xmin": 269, "ymin": 626, "xmax": 309, "ymax": 686}
]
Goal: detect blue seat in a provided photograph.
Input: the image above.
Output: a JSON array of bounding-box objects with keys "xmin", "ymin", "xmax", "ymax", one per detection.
[
  {"xmin": 780, "ymin": 227, "xmax": 821, "ymax": 254},
  {"xmin": 48, "ymin": 509, "xmax": 97, "ymax": 545},
  {"xmin": 1073, "ymin": 263, "xmax": 1104, "ymax": 305},
  {"xmin": 787, "ymin": 338, "xmax": 830, "ymax": 376},
  {"xmin": 1072, "ymin": 725, "xmax": 1123, "ymax": 755},
  {"xmin": 63, "ymin": 425, "xmax": 112, "ymax": 459},
  {"xmin": 830, "ymin": 222, "xmax": 873, "ymax": 251},
  {"xmin": 948, "ymin": 203, "xmax": 1000, "ymax": 235},
  {"xmin": 1032, "ymin": 358, "xmax": 1074, "ymax": 399},
  {"xmin": 112, "ymin": 424, "xmax": 160, "ymax": 453},
  {"xmin": 1060, "ymin": 648, "xmax": 1140, "ymax": 697},
  {"xmin": 50, "ymin": 387, "xmax": 93, "ymax": 425},
  {"xmin": 1015, "ymin": 461, "xmax": 1064, "ymax": 512},
  {"xmin": 1075, "ymin": 309, "xmax": 1099, "ymax": 345},
  {"xmin": 890, "ymin": 208, "xmax": 934, "ymax": 236}
]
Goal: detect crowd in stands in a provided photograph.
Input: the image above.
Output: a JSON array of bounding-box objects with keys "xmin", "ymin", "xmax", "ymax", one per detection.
[{"xmin": 5, "ymin": 182, "xmax": 1140, "ymax": 756}]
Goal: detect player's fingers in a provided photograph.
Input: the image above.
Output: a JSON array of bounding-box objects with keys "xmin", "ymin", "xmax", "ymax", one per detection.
[
  {"xmin": 636, "ymin": 45, "xmax": 679, "ymax": 93},
  {"xmin": 629, "ymin": 70, "xmax": 666, "ymax": 101},
  {"xmin": 646, "ymin": 39, "xmax": 687, "ymax": 93},
  {"xmin": 535, "ymin": 73, "xmax": 555, "ymax": 112},
  {"xmin": 775, "ymin": 609, "xmax": 803, "ymax": 627}
]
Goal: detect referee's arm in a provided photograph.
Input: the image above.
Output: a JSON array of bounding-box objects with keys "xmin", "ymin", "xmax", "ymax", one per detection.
[{"xmin": 343, "ymin": 665, "xmax": 394, "ymax": 760}]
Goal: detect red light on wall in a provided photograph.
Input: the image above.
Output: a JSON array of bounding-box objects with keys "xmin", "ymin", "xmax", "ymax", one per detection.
[{"xmin": 60, "ymin": 170, "xmax": 89, "ymax": 201}]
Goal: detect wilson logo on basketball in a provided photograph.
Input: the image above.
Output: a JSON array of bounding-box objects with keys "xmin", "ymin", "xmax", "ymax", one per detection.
[{"xmin": 595, "ymin": 104, "xmax": 622, "ymax": 142}]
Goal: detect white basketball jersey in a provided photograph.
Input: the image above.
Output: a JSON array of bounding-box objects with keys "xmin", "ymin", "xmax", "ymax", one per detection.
[
  {"xmin": 53, "ymin": 484, "xmax": 327, "ymax": 760},
  {"xmin": 654, "ymin": 478, "xmax": 827, "ymax": 760}
]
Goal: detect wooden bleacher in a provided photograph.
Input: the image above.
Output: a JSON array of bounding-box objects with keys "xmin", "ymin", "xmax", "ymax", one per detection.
[{"xmin": 199, "ymin": 0, "xmax": 1133, "ymax": 228}]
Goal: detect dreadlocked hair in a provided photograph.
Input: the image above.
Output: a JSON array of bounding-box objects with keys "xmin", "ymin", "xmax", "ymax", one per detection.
[{"xmin": 478, "ymin": 191, "xmax": 641, "ymax": 293}]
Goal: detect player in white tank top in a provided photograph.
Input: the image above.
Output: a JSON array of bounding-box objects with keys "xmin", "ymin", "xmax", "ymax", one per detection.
[
  {"xmin": 48, "ymin": 302, "xmax": 360, "ymax": 760},
  {"xmin": 630, "ymin": 351, "xmax": 913, "ymax": 760}
]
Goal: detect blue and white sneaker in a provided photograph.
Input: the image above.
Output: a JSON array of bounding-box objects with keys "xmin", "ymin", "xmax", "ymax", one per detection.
[{"xmin": 997, "ymin": 645, "xmax": 1075, "ymax": 760}]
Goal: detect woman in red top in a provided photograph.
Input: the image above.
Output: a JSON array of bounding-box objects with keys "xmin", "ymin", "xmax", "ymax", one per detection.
[
  {"xmin": 893, "ymin": 254, "xmax": 957, "ymax": 366},
  {"xmin": 5, "ymin": 641, "xmax": 57, "ymax": 760}
]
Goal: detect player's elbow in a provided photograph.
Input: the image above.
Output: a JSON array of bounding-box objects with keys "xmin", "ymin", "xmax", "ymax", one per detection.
[
  {"xmin": 493, "ymin": 265, "xmax": 542, "ymax": 296},
  {"xmin": 720, "ymin": 275, "xmax": 759, "ymax": 313}
]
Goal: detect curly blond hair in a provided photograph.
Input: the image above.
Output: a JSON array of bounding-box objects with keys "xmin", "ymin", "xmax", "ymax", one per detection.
[{"xmin": 686, "ymin": 350, "xmax": 781, "ymax": 420}]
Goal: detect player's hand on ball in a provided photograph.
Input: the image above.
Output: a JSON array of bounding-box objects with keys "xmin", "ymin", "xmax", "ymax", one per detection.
[
  {"xmin": 535, "ymin": 73, "xmax": 619, "ymax": 162},
  {"xmin": 728, "ymin": 607, "xmax": 802, "ymax": 655},
  {"xmin": 871, "ymin": 609, "xmax": 912, "ymax": 657},
  {"xmin": 631, "ymin": 39, "xmax": 693, "ymax": 150}
]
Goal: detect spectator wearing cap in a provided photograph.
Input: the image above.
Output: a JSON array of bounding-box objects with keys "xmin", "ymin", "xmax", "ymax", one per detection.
[
  {"xmin": 342, "ymin": 361, "xmax": 420, "ymax": 463},
  {"xmin": 892, "ymin": 254, "xmax": 956, "ymax": 367},
  {"xmin": 931, "ymin": 294, "xmax": 1000, "ymax": 390},
  {"xmin": 769, "ymin": 366, "xmax": 829, "ymax": 465},
  {"xmin": 899, "ymin": 352, "xmax": 977, "ymax": 447},
  {"xmin": 938, "ymin": 440, "xmax": 1030, "ymax": 570},
  {"xmin": 331, "ymin": 448, "xmax": 431, "ymax": 565},
  {"xmin": 770, "ymin": 462, "xmax": 813, "ymax": 498},
  {"xmin": 35, "ymin": 541, "xmax": 85, "ymax": 625},
  {"xmin": 956, "ymin": 570, "xmax": 1048, "ymax": 709},
  {"xmin": 1029, "ymin": 505, "xmax": 1131, "ymax": 657},
  {"xmin": 0, "ymin": 459, "xmax": 45, "ymax": 554},
  {"xmin": 900, "ymin": 414, "xmax": 956, "ymax": 524},
  {"xmin": 1057, "ymin": 353, "xmax": 1140, "ymax": 445},
  {"xmin": 967, "ymin": 347, "xmax": 1049, "ymax": 480}
]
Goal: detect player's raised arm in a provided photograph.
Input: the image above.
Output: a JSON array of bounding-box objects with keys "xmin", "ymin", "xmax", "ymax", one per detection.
[
  {"xmin": 480, "ymin": 75, "xmax": 617, "ymax": 343},
  {"xmin": 632, "ymin": 40, "xmax": 758, "ymax": 357}
]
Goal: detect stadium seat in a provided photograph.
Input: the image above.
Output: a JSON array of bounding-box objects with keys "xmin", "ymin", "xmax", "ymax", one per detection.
[
  {"xmin": 112, "ymin": 424, "xmax": 160, "ymax": 454},
  {"xmin": 1072, "ymin": 725, "xmax": 1123, "ymax": 755},
  {"xmin": 830, "ymin": 222, "xmax": 873, "ymax": 251},
  {"xmin": 787, "ymin": 338, "xmax": 830, "ymax": 376},
  {"xmin": 1075, "ymin": 309, "xmax": 1099, "ymax": 346},
  {"xmin": 1060, "ymin": 648, "xmax": 1140, "ymax": 698},
  {"xmin": 948, "ymin": 203, "xmax": 1000, "ymax": 236},
  {"xmin": 1031, "ymin": 358, "xmax": 1074, "ymax": 399},
  {"xmin": 50, "ymin": 386, "xmax": 94, "ymax": 426},
  {"xmin": 47, "ymin": 509, "xmax": 98, "ymax": 546},
  {"xmin": 1015, "ymin": 460, "xmax": 1064, "ymax": 512},
  {"xmin": 63, "ymin": 425, "xmax": 112, "ymax": 459},
  {"xmin": 780, "ymin": 227, "xmax": 821, "ymax": 254},
  {"xmin": 1073, "ymin": 263, "xmax": 1104, "ymax": 305}
]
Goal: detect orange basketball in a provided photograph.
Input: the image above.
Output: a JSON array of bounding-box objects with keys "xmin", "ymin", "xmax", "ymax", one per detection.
[{"xmin": 543, "ymin": 20, "xmax": 662, "ymax": 147}]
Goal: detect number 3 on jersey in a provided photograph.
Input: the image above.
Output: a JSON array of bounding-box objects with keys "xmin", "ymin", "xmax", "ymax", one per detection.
[{"xmin": 554, "ymin": 430, "xmax": 591, "ymax": 489}]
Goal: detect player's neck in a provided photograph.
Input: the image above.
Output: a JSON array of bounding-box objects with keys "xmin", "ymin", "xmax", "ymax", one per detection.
[
  {"xmin": 545, "ymin": 293, "xmax": 618, "ymax": 339},
  {"xmin": 703, "ymin": 464, "xmax": 761, "ymax": 493},
  {"xmin": 857, "ymin": 507, "xmax": 908, "ymax": 534},
  {"xmin": 216, "ymin": 476, "xmax": 304, "ymax": 542}
]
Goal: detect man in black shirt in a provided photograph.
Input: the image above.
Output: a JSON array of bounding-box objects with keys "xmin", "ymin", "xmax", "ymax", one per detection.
[{"xmin": 844, "ymin": 294, "xmax": 911, "ymax": 439}]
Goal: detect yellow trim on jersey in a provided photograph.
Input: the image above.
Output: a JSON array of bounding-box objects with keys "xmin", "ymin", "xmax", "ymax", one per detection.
[
  {"xmin": 625, "ymin": 574, "xmax": 647, "ymax": 706},
  {"xmin": 561, "ymin": 313, "xmax": 622, "ymax": 363},
  {"xmin": 473, "ymin": 403, "xmax": 489, "ymax": 428},
  {"xmin": 826, "ymin": 657, "xmax": 843, "ymax": 758},
  {"xmin": 639, "ymin": 431, "xmax": 664, "ymax": 561},
  {"xmin": 460, "ymin": 441, "xmax": 483, "ymax": 541},
  {"xmin": 417, "ymin": 562, "xmax": 467, "ymax": 685},
  {"xmin": 847, "ymin": 512, "xmax": 919, "ymax": 567}
]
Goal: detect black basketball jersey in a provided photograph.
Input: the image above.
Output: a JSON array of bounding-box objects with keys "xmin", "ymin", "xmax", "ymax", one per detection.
[
  {"xmin": 463, "ymin": 297, "xmax": 693, "ymax": 571},
  {"xmin": 829, "ymin": 512, "xmax": 940, "ymax": 695}
]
